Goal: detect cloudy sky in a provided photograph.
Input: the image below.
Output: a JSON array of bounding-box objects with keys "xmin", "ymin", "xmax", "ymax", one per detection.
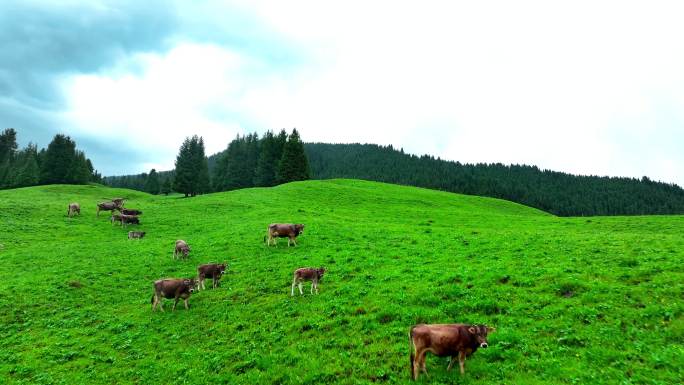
[{"xmin": 2, "ymin": 1, "xmax": 683, "ymax": 185}]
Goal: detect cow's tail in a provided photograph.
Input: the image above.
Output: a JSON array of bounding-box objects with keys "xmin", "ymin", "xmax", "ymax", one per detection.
[
  {"xmin": 150, "ymin": 295, "xmax": 155, "ymax": 304},
  {"xmin": 409, "ymin": 327, "xmax": 415, "ymax": 380},
  {"xmin": 263, "ymin": 235, "xmax": 266, "ymax": 244}
]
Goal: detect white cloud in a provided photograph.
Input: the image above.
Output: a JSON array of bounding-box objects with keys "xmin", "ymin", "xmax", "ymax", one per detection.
[{"xmin": 59, "ymin": 1, "xmax": 684, "ymax": 185}]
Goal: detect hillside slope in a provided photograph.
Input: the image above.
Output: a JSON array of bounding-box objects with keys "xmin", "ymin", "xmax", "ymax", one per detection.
[{"xmin": 0, "ymin": 180, "xmax": 682, "ymax": 384}]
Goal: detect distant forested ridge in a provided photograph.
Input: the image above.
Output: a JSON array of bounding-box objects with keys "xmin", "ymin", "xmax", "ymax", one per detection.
[
  {"xmin": 104, "ymin": 140, "xmax": 684, "ymax": 217},
  {"xmin": 0, "ymin": 128, "xmax": 101, "ymax": 190},
  {"xmin": 305, "ymin": 143, "xmax": 684, "ymax": 216}
]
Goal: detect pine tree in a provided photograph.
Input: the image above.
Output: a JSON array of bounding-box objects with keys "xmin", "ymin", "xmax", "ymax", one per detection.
[
  {"xmin": 144, "ymin": 169, "xmax": 161, "ymax": 194},
  {"xmin": 160, "ymin": 177, "xmax": 172, "ymax": 195},
  {"xmin": 254, "ymin": 131, "xmax": 280, "ymax": 187},
  {"xmin": 0, "ymin": 128, "xmax": 18, "ymax": 188},
  {"xmin": 195, "ymin": 137, "xmax": 210, "ymax": 194},
  {"xmin": 173, "ymin": 136, "xmax": 210, "ymax": 197},
  {"xmin": 40, "ymin": 134, "xmax": 79, "ymax": 184},
  {"xmin": 277, "ymin": 129, "xmax": 310, "ymax": 183},
  {"xmin": 12, "ymin": 143, "xmax": 39, "ymax": 187},
  {"xmin": 173, "ymin": 137, "xmax": 195, "ymax": 197}
]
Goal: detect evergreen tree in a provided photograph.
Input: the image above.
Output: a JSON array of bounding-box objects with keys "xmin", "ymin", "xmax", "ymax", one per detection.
[
  {"xmin": 12, "ymin": 143, "xmax": 40, "ymax": 187},
  {"xmin": 254, "ymin": 131, "xmax": 281, "ymax": 187},
  {"xmin": 144, "ymin": 169, "xmax": 161, "ymax": 194},
  {"xmin": 173, "ymin": 135, "xmax": 210, "ymax": 197},
  {"xmin": 173, "ymin": 137, "xmax": 195, "ymax": 197},
  {"xmin": 0, "ymin": 128, "xmax": 18, "ymax": 188},
  {"xmin": 40, "ymin": 134, "xmax": 80, "ymax": 184},
  {"xmin": 277, "ymin": 129, "xmax": 310, "ymax": 183},
  {"xmin": 194, "ymin": 137, "xmax": 210, "ymax": 194},
  {"xmin": 160, "ymin": 177, "xmax": 172, "ymax": 195}
]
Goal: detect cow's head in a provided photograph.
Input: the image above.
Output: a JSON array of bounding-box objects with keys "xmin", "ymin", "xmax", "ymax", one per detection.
[
  {"xmin": 317, "ymin": 267, "xmax": 326, "ymax": 278},
  {"xmin": 468, "ymin": 325, "xmax": 495, "ymax": 348},
  {"xmin": 218, "ymin": 263, "xmax": 228, "ymax": 276},
  {"xmin": 183, "ymin": 278, "xmax": 197, "ymax": 293},
  {"xmin": 295, "ymin": 224, "xmax": 305, "ymax": 234}
]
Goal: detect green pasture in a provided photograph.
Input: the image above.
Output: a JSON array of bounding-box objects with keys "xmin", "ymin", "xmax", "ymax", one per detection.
[{"xmin": 0, "ymin": 179, "xmax": 681, "ymax": 384}]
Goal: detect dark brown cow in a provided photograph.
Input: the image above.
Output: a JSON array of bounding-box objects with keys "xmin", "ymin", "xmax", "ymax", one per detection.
[
  {"xmin": 409, "ymin": 324, "xmax": 495, "ymax": 380},
  {"xmin": 265, "ymin": 223, "xmax": 305, "ymax": 246},
  {"xmin": 67, "ymin": 202, "xmax": 80, "ymax": 217},
  {"xmin": 291, "ymin": 267, "xmax": 326, "ymax": 296},
  {"xmin": 118, "ymin": 208, "xmax": 142, "ymax": 216},
  {"xmin": 174, "ymin": 240, "xmax": 191, "ymax": 259},
  {"xmin": 97, "ymin": 201, "xmax": 122, "ymax": 217},
  {"xmin": 111, "ymin": 213, "xmax": 139, "ymax": 227},
  {"xmin": 197, "ymin": 263, "xmax": 227, "ymax": 290},
  {"xmin": 128, "ymin": 231, "xmax": 146, "ymax": 239},
  {"xmin": 151, "ymin": 278, "xmax": 196, "ymax": 311}
]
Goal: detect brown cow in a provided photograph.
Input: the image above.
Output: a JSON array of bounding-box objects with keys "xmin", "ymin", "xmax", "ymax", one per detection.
[
  {"xmin": 151, "ymin": 278, "xmax": 196, "ymax": 311},
  {"xmin": 111, "ymin": 213, "xmax": 139, "ymax": 227},
  {"xmin": 197, "ymin": 263, "xmax": 227, "ymax": 290},
  {"xmin": 291, "ymin": 267, "xmax": 326, "ymax": 296},
  {"xmin": 128, "ymin": 231, "xmax": 146, "ymax": 239},
  {"xmin": 409, "ymin": 324, "xmax": 495, "ymax": 380},
  {"xmin": 97, "ymin": 201, "xmax": 122, "ymax": 217},
  {"xmin": 265, "ymin": 223, "xmax": 305, "ymax": 246},
  {"xmin": 67, "ymin": 203, "xmax": 80, "ymax": 217},
  {"xmin": 118, "ymin": 208, "xmax": 142, "ymax": 216},
  {"xmin": 174, "ymin": 240, "xmax": 191, "ymax": 259}
]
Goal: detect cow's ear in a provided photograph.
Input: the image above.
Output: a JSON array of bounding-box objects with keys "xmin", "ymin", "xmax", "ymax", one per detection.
[
  {"xmin": 468, "ymin": 327, "xmax": 476, "ymax": 334},
  {"xmin": 487, "ymin": 327, "xmax": 496, "ymax": 333}
]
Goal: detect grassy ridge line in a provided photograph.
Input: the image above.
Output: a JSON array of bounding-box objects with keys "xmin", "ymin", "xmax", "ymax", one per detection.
[{"xmin": 0, "ymin": 179, "xmax": 682, "ymax": 384}]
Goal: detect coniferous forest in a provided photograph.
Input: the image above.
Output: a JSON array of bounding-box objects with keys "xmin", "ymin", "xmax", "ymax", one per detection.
[
  {"xmin": 305, "ymin": 143, "xmax": 684, "ymax": 216},
  {"xmin": 101, "ymin": 135, "xmax": 684, "ymax": 217},
  {"xmin": 0, "ymin": 128, "xmax": 101, "ymax": 189}
]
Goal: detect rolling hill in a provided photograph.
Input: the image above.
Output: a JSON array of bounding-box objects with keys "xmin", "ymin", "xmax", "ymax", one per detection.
[{"xmin": 0, "ymin": 180, "xmax": 682, "ymax": 384}]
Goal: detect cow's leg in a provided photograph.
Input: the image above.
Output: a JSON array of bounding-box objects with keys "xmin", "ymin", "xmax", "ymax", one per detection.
[
  {"xmin": 458, "ymin": 351, "xmax": 466, "ymax": 375},
  {"xmin": 173, "ymin": 298, "xmax": 179, "ymax": 311},
  {"xmin": 291, "ymin": 278, "xmax": 296, "ymax": 296},
  {"xmin": 184, "ymin": 298, "xmax": 189, "ymax": 309},
  {"xmin": 158, "ymin": 298, "xmax": 165, "ymax": 312},
  {"xmin": 447, "ymin": 356, "xmax": 458, "ymax": 371},
  {"xmin": 416, "ymin": 349, "xmax": 429, "ymax": 378},
  {"xmin": 298, "ymin": 282, "xmax": 304, "ymax": 295},
  {"xmin": 213, "ymin": 277, "xmax": 217, "ymax": 289}
]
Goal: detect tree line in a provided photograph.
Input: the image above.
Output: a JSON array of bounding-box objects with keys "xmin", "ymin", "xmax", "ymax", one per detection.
[
  {"xmin": 102, "ymin": 137, "xmax": 684, "ymax": 216},
  {"xmin": 103, "ymin": 129, "xmax": 310, "ymax": 196},
  {"xmin": 304, "ymin": 143, "xmax": 684, "ymax": 216},
  {"xmin": 0, "ymin": 128, "xmax": 101, "ymax": 189}
]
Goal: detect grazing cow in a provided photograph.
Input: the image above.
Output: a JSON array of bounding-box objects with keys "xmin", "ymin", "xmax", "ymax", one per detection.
[
  {"xmin": 174, "ymin": 240, "xmax": 191, "ymax": 259},
  {"xmin": 118, "ymin": 208, "xmax": 142, "ymax": 216},
  {"xmin": 265, "ymin": 223, "xmax": 305, "ymax": 246},
  {"xmin": 97, "ymin": 201, "xmax": 122, "ymax": 217},
  {"xmin": 409, "ymin": 324, "xmax": 495, "ymax": 380},
  {"xmin": 110, "ymin": 198, "xmax": 126, "ymax": 207},
  {"xmin": 197, "ymin": 263, "xmax": 227, "ymax": 290},
  {"xmin": 128, "ymin": 231, "xmax": 146, "ymax": 239},
  {"xmin": 151, "ymin": 278, "xmax": 196, "ymax": 311},
  {"xmin": 67, "ymin": 203, "xmax": 80, "ymax": 217},
  {"xmin": 111, "ymin": 213, "xmax": 139, "ymax": 227},
  {"xmin": 291, "ymin": 267, "xmax": 326, "ymax": 296}
]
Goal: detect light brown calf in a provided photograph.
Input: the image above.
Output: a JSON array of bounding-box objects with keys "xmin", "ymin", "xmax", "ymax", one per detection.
[
  {"xmin": 291, "ymin": 267, "xmax": 326, "ymax": 296},
  {"xmin": 174, "ymin": 240, "xmax": 191, "ymax": 259},
  {"xmin": 67, "ymin": 203, "xmax": 80, "ymax": 217}
]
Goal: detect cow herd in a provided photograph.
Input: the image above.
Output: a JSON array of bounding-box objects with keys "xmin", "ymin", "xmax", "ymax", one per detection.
[{"xmin": 65, "ymin": 198, "xmax": 494, "ymax": 380}]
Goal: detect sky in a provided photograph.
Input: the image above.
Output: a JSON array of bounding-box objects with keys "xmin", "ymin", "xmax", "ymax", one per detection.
[{"xmin": 1, "ymin": 1, "xmax": 683, "ymax": 186}]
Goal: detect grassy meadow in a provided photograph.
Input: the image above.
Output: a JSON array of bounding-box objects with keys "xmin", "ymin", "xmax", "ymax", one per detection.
[{"xmin": 0, "ymin": 179, "xmax": 682, "ymax": 384}]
